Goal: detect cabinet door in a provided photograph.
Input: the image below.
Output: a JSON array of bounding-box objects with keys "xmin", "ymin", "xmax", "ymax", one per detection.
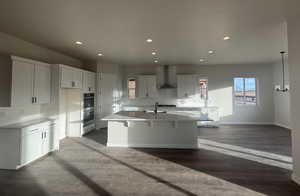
[
  {"xmin": 73, "ymin": 69, "xmax": 83, "ymax": 89},
  {"xmin": 11, "ymin": 60, "xmax": 34, "ymax": 107},
  {"xmin": 83, "ymin": 71, "xmax": 96, "ymax": 92},
  {"xmin": 21, "ymin": 129, "xmax": 42, "ymax": 165},
  {"xmin": 34, "ymin": 64, "xmax": 51, "ymax": 104},
  {"xmin": 177, "ymin": 75, "xmax": 196, "ymax": 98},
  {"xmin": 61, "ymin": 67, "xmax": 73, "ymax": 88},
  {"xmin": 146, "ymin": 76, "xmax": 157, "ymax": 98},
  {"xmin": 137, "ymin": 76, "xmax": 148, "ymax": 98},
  {"xmin": 42, "ymin": 128, "xmax": 51, "ymax": 155},
  {"xmin": 177, "ymin": 75, "xmax": 187, "ymax": 98},
  {"xmin": 89, "ymin": 72, "xmax": 96, "ymax": 92}
]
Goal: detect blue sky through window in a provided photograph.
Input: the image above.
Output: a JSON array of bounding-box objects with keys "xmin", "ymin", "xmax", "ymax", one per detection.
[{"xmin": 234, "ymin": 78, "xmax": 256, "ymax": 91}]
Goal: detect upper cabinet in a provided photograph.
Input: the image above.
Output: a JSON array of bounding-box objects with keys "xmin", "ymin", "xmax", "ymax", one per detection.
[
  {"xmin": 177, "ymin": 75, "xmax": 197, "ymax": 98},
  {"xmin": 83, "ymin": 71, "xmax": 96, "ymax": 93},
  {"xmin": 137, "ymin": 75, "xmax": 158, "ymax": 98},
  {"xmin": 60, "ymin": 65, "xmax": 83, "ymax": 89},
  {"xmin": 11, "ymin": 56, "xmax": 51, "ymax": 107}
]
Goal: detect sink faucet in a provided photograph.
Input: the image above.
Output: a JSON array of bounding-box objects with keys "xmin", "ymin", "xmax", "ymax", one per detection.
[{"xmin": 154, "ymin": 102, "xmax": 159, "ymax": 114}]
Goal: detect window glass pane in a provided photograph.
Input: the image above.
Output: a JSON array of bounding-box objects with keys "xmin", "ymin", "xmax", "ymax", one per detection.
[
  {"xmin": 199, "ymin": 79, "xmax": 208, "ymax": 100},
  {"xmin": 234, "ymin": 78, "xmax": 245, "ymax": 105},
  {"xmin": 128, "ymin": 79, "xmax": 136, "ymax": 99},
  {"xmin": 245, "ymin": 78, "xmax": 256, "ymax": 105},
  {"xmin": 128, "ymin": 79, "xmax": 136, "ymax": 88}
]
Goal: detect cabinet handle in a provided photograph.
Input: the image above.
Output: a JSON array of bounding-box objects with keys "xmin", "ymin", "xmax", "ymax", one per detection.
[
  {"xmin": 42, "ymin": 132, "xmax": 43, "ymax": 139},
  {"xmin": 32, "ymin": 97, "xmax": 35, "ymax": 103},
  {"xmin": 35, "ymin": 97, "xmax": 37, "ymax": 103},
  {"xmin": 44, "ymin": 132, "xmax": 47, "ymax": 138}
]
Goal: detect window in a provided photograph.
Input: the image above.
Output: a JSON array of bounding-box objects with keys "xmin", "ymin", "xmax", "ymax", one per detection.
[
  {"xmin": 199, "ymin": 79, "xmax": 208, "ymax": 100},
  {"xmin": 234, "ymin": 77, "xmax": 257, "ymax": 105},
  {"xmin": 128, "ymin": 78, "xmax": 136, "ymax": 99}
]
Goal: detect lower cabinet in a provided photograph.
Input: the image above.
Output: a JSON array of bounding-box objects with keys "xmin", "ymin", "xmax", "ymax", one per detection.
[
  {"xmin": 21, "ymin": 129, "xmax": 43, "ymax": 165},
  {"xmin": 21, "ymin": 123, "xmax": 58, "ymax": 166},
  {"xmin": 0, "ymin": 120, "xmax": 59, "ymax": 170}
]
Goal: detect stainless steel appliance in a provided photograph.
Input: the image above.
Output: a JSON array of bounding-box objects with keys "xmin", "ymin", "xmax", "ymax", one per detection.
[{"xmin": 83, "ymin": 93, "xmax": 95, "ymax": 133}]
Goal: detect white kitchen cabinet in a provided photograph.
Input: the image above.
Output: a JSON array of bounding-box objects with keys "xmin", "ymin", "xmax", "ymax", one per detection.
[
  {"xmin": 21, "ymin": 128, "xmax": 43, "ymax": 165},
  {"xmin": 83, "ymin": 71, "xmax": 96, "ymax": 93},
  {"xmin": 11, "ymin": 56, "xmax": 51, "ymax": 107},
  {"xmin": 11, "ymin": 60, "xmax": 34, "ymax": 107},
  {"xmin": 0, "ymin": 120, "xmax": 59, "ymax": 170},
  {"xmin": 60, "ymin": 65, "xmax": 83, "ymax": 89},
  {"xmin": 177, "ymin": 75, "xmax": 197, "ymax": 98},
  {"xmin": 138, "ymin": 75, "xmax": 158, "ymax": 98},
  {"xmin": 34, "ymin": 63, "xmax": 51, "ymax": 104}
]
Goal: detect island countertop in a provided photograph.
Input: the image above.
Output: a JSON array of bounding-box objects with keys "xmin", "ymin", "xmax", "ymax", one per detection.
[{"xmin": 102, "ymin": 111, "xmax": 200, "ymax": 122}]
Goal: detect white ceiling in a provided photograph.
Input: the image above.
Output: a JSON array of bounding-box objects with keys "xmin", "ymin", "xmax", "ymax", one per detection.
[{"xmin": 0, "ymin": 0, "xmax": 286, "ymax": 66}]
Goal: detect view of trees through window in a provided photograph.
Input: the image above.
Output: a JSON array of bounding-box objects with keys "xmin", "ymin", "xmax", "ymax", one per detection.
[{"xmin": 234, "ymin": 77, "xmax": 257, "ymax": 105}]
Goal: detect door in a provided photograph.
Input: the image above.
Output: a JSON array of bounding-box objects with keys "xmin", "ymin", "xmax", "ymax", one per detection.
[
  {"xmin": 11, "ymin": 60, "xmax": 34, "ymax": 107},
  {"xmin": 21, "ymin": 129, "xmax": 42, "ymax": 165},
  {"xmin": 61, "ymin": 67, "xmax": 73, "ymax": 88},
  {"xmin": 34, "ymin": 64, "xmax": 51, "ymax": 104}
]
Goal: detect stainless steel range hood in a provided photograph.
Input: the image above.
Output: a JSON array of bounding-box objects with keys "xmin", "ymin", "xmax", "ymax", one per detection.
[{"xmin": 156, "ymin": 65, "xmax": 177, "ymax": 89}]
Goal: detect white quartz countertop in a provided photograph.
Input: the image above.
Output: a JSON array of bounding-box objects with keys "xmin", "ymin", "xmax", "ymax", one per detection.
[
  {"xmin": 102, "ymin": 111, "xmax": 200, "ymax": 122},
  {"xmin": 0, "ymin": 118, "xmax": 56, "ymax": 129}
]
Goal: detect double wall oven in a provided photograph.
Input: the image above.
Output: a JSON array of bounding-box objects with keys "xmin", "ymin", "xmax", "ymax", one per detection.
[{"xmin": 83, "ymin": 93, "xmax": 95, "ymax": 130}]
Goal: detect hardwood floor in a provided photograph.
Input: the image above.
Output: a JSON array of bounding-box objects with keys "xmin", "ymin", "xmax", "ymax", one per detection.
[{"xmin": 0, "ymin": 125, "xmax": 299, "ymax": 196}]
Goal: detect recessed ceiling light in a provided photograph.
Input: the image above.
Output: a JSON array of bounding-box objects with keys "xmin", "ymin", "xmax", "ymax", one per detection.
[
  {"xmin": 154, "ymin": 60, "xmax": 158, "ymax": 63},
  {"xmin": 200, "ymin": 59, "xmax": 205, "ymax": 62},
  {"xmin": 75, "ymin": 41, "xmax": 83, "ymax": 45},
  {"xmin": 223, "ymin": 36, "xmax": 231, "ymax": 40},
  {"xmin": 208, "ymin": 50, "xmax": 214, "ymax": 54},
  {"xmin": 146, "ymin": 38, "xmax": 153, "ymax": 43},
  {"xmin": 97, "ymin": 53, "xmax": 103, "ymax": 56},
  {"xmin": 152, "ymin": 52, "xmax": 156, "ymax": 55}
]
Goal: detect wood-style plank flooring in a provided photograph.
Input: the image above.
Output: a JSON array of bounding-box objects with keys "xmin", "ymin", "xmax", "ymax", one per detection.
[{"xmin": 0, "ymin": 125, "xmax": 299, "ymax": 196}]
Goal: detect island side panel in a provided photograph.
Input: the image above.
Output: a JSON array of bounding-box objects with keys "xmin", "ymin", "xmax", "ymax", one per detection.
[{"xmin": 107, "ymin": 121, "xmax": 198, "ymax": 149}]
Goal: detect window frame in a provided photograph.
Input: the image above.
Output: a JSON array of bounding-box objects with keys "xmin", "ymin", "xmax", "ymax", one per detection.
[
  {"xmin": 233, "ymin": 77, "xmax": 258, "ymax": 107},
  {"xmin": 127, "ymin": 77, "xmax": 137, "ymax": 99}
]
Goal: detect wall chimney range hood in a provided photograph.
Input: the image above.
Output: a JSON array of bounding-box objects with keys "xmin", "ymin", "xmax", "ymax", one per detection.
[{"xmin": 157, "ymin": 65, "xmax": 177, "ymax": 89}]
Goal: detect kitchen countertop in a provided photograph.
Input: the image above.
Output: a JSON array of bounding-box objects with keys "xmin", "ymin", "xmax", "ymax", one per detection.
[
  {"xmin": 102, "ymin": 111, "xmax": 200, "ymax": 122},
  {"xmin": 0, "ymin": 118, "xmax": 56, "ymax": 129}
]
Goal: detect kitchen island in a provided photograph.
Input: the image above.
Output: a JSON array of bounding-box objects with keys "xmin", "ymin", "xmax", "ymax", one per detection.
[{"xmin": 102, "ymin": 111, "xmax": 199, "ymax": 149}]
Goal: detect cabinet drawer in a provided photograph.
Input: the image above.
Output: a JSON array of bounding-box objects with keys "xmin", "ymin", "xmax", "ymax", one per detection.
[{"xmin": 21, "ymin": 121, "xmax": 55, "ymax": 137}]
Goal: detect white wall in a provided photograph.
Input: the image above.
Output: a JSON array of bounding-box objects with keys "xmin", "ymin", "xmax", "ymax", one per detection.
[
  {"xmin": 0, "ymin": 32, "xmax": 83, "ymax": 127},
  {"xmin": 273, "ymin": 61, "xmax": 290, "ymax": 129},
  {"xmin": 286, "ymin": 0, "xmax": 300, "ymax": 185},
  {"xmin": 122, "ymin": 63, "xmax": 275, "ymax": 124}
]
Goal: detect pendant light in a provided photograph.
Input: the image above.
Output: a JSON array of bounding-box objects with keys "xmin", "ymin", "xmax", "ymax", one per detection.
[{"xmin": 276, "ymin": 51, "xmax": 289, "ymax": 92}]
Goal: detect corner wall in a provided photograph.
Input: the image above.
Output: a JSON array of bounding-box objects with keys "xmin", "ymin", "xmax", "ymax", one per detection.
[{"xmin": 286, "ymin": 0, "xmax": 300, "ymax": 185}]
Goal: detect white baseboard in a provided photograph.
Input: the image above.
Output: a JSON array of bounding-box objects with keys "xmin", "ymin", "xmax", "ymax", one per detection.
[
  {"xmin": 274, "ymin": 123, "xmax": 291, "ymax": 130},
  {"xmin": 292, "ymin": 173, "xmax": 300, "ymax": 185},
  {"xmin": 220, "ymin": 122, "xmax": 274, "ymax": 125},
  {"xmin": 107, "ymin": 143, "xmax": 197, "ymax": 149}
]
